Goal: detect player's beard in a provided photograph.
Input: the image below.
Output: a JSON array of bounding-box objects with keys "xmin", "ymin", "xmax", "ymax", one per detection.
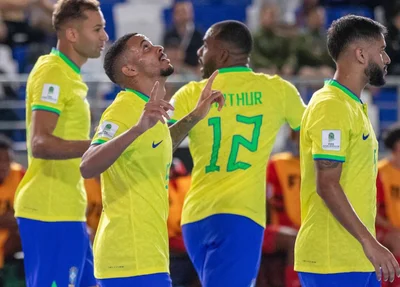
[
  {"xmin": 365, "ymin": 61, "xmax": 385, "ymax": 86},
  {"xmin": 202, "ymin": 58, "xmax": 217, "ymax": 79},
  {"xmin": 160, "ymin": 65, "xmax": 174, "ymax": 77}
]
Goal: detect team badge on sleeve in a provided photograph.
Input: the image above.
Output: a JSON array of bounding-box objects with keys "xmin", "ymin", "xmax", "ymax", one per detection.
[
  {"xmin": 97, "ymin": 121, "xmax": 119, "ymax": 140},
  {"xmin": 41, "ymin": 84, "xmax": 60, "ymax": 104},
  {"xmin": 322, "ymin": 130, "xmax": 341, "ymax": 151}
]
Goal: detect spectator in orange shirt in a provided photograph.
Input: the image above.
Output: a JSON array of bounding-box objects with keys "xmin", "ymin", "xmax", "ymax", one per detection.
[
  {"xmin": 0, "ymin": 135, "xmax": 25, "ymax": 286},
  {"xmin": 84, "ymin": 177, "xmax": 102, "ymax": 243},
  {"xmin": 260, "ymin": 129, "xmax": 300, "ymax": 287},
  {"xmin": 168, "ymin": 157, "xmax": 199, "ymax": 287},
  {"xmin": 376, "ymin": 124, "xmax": 400, "ymax": 287}
]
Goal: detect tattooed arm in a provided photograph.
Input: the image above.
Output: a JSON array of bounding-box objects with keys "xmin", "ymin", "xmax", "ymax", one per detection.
[
  {"xmin": 315, "ymin": 159, "xmax": 373, "ymax": 243},
  {"xmin": 169, "ymin": 112, "xmax": 201, "ymax": 152}
]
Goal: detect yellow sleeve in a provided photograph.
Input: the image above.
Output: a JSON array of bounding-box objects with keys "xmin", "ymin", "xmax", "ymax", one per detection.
[
  {"xmin": 168, "ymin": 82, "xmax": 194, "ymax": 124},
  {"xmin": 31, "ymin": 65, "xmax": 69, "ymax": 116},
  {"xmin": 305, "ymin": 99, "xmax": 350, "ymax": 162},
  {"xmin": 91, "ymin": 104, "xmax": 131, "ymax": 145},
  {"xmin": 283, "ymin": 79, "xmax": 306, "ymax": 131}
]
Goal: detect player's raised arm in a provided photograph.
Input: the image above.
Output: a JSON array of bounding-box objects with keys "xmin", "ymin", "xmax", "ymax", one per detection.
[
  {"xmin": 30, "ymin": 110, "xmax": 91, "ymax": 159},
  {"xmin": 80, "ymin": 81, "xmax": 173, "ymax": 178},
  {"xmin": 169, "ymin": 70, "xmax": 224, "ymax": 151}
]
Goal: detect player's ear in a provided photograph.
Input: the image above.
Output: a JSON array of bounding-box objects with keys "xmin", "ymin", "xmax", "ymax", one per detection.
[
  {"xmin": 219, "ymin": 49, "xmax": 229, "ymax": 65},
  {"xmin": 65, "ymin": 27, "xmax": 78, "ymax": 43},
  {"xmin": 122, "ymin": 64, "xmax": 138, "ymax": 77},
  {"xmin": 355, "ymin": 48, "xmax": 366, "ymax": 64}
]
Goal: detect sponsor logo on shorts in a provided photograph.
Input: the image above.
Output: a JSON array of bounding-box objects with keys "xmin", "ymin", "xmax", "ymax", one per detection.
[{"xmin": 68, "ymin": 266, "xmax": 78, "ymax": 287}]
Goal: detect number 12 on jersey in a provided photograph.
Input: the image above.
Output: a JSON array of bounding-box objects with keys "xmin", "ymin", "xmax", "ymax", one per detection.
[{"xmin": 205, "ymin": 114, "xmax": 263, "ymax": 173}]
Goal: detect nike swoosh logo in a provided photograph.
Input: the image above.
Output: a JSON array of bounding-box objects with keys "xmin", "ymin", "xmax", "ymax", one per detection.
[
  {"xmin": 152, "ymin": 140, "xmax": 163, "ymax": 148},
  {"xmin": 362, "ymin": 133, "xmax": 369, "ymax": 140}
]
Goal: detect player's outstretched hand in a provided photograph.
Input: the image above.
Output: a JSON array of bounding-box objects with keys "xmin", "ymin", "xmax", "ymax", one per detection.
[
  {"xmin": 193, "ymin": 70, "xmax": 225, "ymax": 119},
  {"xmin": 362, "ymin": 237, "xmax": 400, "ymax": 282},
  {"xmin": 136, "ymin": 81, "xmax": 174, "ymax": 133}
]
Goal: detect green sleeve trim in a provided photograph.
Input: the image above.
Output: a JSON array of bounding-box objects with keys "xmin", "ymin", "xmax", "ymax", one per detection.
[
  {"xmin": 313, "ymin": 154, "xmax": 345, "ymax": 162},
  {"xmin": 91, "ymin": 139, "xmax": 107, "ymax": 145},
  {"xmin": 32, "ymin": 105, "xmax": 61, "ymax": 115},
  {"xmin": 293, "ymin": 126, "xmax": 300, "ymax": 131},
  {"xmin": 168, "ymin": 119, "xmax": 178, "ymax": 124}
]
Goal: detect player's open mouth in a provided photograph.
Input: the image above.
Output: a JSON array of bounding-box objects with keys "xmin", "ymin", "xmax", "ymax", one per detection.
[{"xmin": 159, "ymin": 54, "xmax": 170, "ymax": 62}]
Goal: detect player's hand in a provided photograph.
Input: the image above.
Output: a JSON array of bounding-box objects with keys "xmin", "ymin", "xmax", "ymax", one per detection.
[
  {"xmin": 192, "ymin": 70, "xmax": 224, "ymax": 120},
  {"xmin": 362, "ymin": 237, "xmax": 400, "ymax": 282},
  {"xmin": 135, "ymin": 81, "xmax": 174, "ymax": 133}
]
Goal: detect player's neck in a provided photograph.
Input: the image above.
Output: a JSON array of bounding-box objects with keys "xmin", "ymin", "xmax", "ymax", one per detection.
[
  {"xmin": 333, "ymin": 68, "xmax": 365, "ymax": 99},
  {"xmin": 56, "ymin": 41, "xmax": 88, "ymax": 69},
  {"xmin": 126, "ymin": 77, "xmax": 167, "ymax": 99}
]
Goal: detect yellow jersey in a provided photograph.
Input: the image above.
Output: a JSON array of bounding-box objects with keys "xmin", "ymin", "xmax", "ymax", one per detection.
[
  {"xmin": 295, "ymin": 79, "xmax": 378, "ymax": 273},
  {"xmin": 15, "ymin": 48, "xmax": 90, "ymax": 222},
  {"xmin": 91, "ymin": 89, "xmax": 172, "ymax": 279},
  {"xmin": 169, "ymin": 66, "xmax": 305, "ymax": 227}
]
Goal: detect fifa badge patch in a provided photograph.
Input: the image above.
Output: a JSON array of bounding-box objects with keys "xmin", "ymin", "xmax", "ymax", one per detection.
[
  {"xmin": 322, "ymin": 130, "xmax": 341, "ymax": 151},
  {"xmin": 97, "ymin": 121, "xmax": 119, "ymax": 140},
  {"xmin": 41, "ymin": 84, "xmax": 60, "ymax": 104},
  {"xmin": 68, "ymin": 266, "xmax": 78, "ymax": 287}
]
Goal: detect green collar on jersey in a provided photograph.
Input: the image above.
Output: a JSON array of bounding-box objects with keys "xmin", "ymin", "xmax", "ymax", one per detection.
[
  {"xmin": 51, "ymin": 48, "xmax": 80, "ymax": 74},
  {"xmin": 125, "ymin": 88, "xmax": 149, "ymax": 102},
  {"xmin": 325, "ymin": 79, "xmax": 361, "ymax": 103},
  {"xmin": 218, "ymin": 66, "xmax": 252, "ymax": 74}
]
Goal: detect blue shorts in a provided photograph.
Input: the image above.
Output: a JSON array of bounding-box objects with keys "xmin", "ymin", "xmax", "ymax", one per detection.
[
  {"xmin": 98, "ymin": 273, "xmax": 171, "ymax": 287},
  {"xmin": 17, "ymin": 217, "xmax": 97, "ymax": 287},
  {"xmin": 182, "ymin": 214, "xmax": 264, "ymax": 287},
  {"xmin": 298, "ymin": 272, "xmax": 380, "ymax": 287}
]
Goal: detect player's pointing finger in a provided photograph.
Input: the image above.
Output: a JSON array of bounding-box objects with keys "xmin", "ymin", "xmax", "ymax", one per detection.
[
  {"xmin": 204, "ymin": 70, "xmax": 219, "ymax": 91},
  {"xmin": 150, "ymin": 81, "xmax": 160, "ymax": 101}
]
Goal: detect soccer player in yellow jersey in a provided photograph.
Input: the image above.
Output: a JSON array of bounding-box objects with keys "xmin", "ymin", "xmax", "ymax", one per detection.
[
  {"xmin": 169, "ymin": 20, "xmax": 306, "ymax": 287},
  {"xmin": 295, "ymin": 15, "xmax": 400, "ymax": 287},
  {"xmin": 79, "ymin": 33, "xmax": 224, "ymax": 287},
  {"xmin": 13, "ymin": 0, "xmax": 108, "ymax": 286}
]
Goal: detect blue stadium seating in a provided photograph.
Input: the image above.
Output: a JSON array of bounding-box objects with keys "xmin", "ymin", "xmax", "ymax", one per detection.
[
  {"xmin": 324, "ymin": 6, "xmax": 374, "ymax": 29},
  {"xmin": 163, "ymin": 4, "xmax": 248, "ymax": 32}
]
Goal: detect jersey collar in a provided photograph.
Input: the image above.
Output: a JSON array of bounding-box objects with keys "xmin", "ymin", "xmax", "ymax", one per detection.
[
  {"xmin": 51, "ymin": 48, "xmax": 80, "ymax": 74},
  {"xmin": 125, "ymin": 88, "xmax": 150, "ymax": 103},
  {"xmin": 325, "ymin": 79, "xmax": 362, "ymax": 103},
  {"xmin": 218, "ymin": 66, "xmax": 252, "ymax": 74}
]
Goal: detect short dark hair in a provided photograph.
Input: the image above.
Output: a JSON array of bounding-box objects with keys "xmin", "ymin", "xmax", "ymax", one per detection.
[
  {"xmin": 213, "ymin": 20, "xmax": 253, "ymax": 55},
  {"xmin": 327, "ymin": 15, "xmax": 387, "ymax": 61},
  {"xmin": 383, "ymin": 124, "xmax": 400, "ymax": 151},
  {"xmin": 103, "ymin": 33, "xmax": 137, "ymax": 84},
  {"xmin": 0, "ymin": 135, "xmax": 12, "ymax": 151},
  {"xmin": 52, "ymin": 0, "xmax": 100, "ymax": 31}
]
